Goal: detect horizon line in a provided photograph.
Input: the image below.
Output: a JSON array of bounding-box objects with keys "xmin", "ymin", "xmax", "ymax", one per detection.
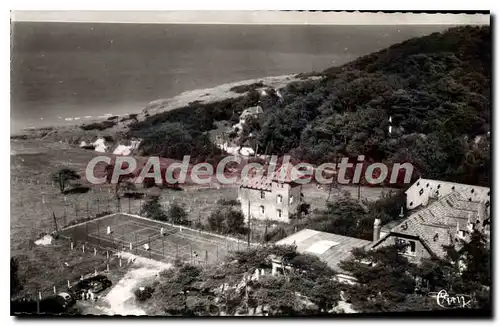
[{"xmin": 11, "ymin": 11, "xmax": 490, "ymax": 25}]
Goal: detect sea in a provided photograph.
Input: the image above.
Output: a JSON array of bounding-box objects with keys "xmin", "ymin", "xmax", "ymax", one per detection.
[{"xmin": 10, "ymin": 22, "xmax": 452, "ymax": 134}]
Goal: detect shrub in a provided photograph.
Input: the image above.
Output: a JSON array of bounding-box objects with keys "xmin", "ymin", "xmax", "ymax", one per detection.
[
  {"xmin": 216, "ymin": 198, "xmax": 240, "ymax": 206},
  {"xmin": 167, "ymin": 202, "xmax": 189, "ymax": 225},
  {"xmin": 80, "ymin": 120, "xmax": 117, "ymax": 131},
  {"xmin": 135, "ymin": 286, "xmax": 154, "ymax": 302},
  {"xmin": 229, "ymin": 82, "xmax": 266, "ymax": 93},
  {"xmin": 141, "ymin": 198, "xmax": 168, "ymax": 221}
]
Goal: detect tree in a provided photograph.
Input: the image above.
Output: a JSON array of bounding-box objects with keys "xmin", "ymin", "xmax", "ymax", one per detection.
[
  {"xmin": 225, "ymin": 209, "xmax": 246, "ymax": 234},
  {"xmin": 419, "ymin": 230, "xmax": 491, "ymax": 310},
  {"xmin": 293, "ymin": 202, "xmax": 311, "ymax": 220},
  {"xmin": 208, "ymin": 207, "xmax": 246, "ymax": 235},
  {"xmin": 208, "ymin": 209, "xmax": 225, "ymax": 233},
  {"xmin": 141, "ymin": 197, "xmax": 168, "ymax": 222},
  {"xmin": 338, "ymin": 244, "xmax": 420, "ymax": 312},
  {"xmin": 51, "ymin": 168, "xmax": 80, "ymax": 193},
  {"xmin": 168, "ymin": 202, "xmax": 189, "ymax": 225}
]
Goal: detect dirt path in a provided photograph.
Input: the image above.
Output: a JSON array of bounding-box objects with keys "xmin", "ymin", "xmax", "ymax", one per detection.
[{"xmin": 80, "ymin": 252, "xmax": 171, "ymax": 316}]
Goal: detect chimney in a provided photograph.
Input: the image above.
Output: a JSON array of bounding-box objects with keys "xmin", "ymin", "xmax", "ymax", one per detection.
[{"xmin": 373, "ymin": 218, "xmax": 382, "ymax": 242}]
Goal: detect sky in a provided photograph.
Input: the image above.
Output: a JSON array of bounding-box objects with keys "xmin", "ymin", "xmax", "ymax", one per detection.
[{"xmin": 11, "ymin": 11, "xmax": 490, "ymax": 25}]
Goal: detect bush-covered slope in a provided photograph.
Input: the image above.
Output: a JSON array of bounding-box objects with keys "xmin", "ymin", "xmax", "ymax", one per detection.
[
  {"xmin": 128, "ymin": 26, "xmax": 491, "ymax": 186},
  {"xmin": 257, "ymin": 25, "xmax": 490, "ymax": 186}
]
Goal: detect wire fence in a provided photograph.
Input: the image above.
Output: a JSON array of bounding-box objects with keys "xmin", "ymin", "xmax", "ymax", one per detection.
[
  {"xmin": 11, "ymin": 178, "xmax": 267, "ymax": 245},
  {"xmin": 60, "ymin": 212, "xmax": 261, "ymax": 267}
]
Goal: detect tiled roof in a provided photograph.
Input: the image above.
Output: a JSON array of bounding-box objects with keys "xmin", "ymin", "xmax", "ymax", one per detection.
[
  {"xmin": 240, "ymin": 106, "xmax": 263, "ymax": 118},
  {"xmin": 389, "ymin": 190, "xmax": 487, "ymax": 258},
  {"xmin": 240, "ymin": 163, "xmax": 303, "ymax": 190},
  {"xmin": 276, "ymin": 229, "xmax": 371, "ymax": 274},
  {"xmin": 240, "ymin": 174, "xmax": 273, "ymax": 191}
]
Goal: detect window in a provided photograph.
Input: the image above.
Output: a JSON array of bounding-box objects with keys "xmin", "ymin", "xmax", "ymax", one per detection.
[
  {"xmin": 260, "ymin": 191, "xmax": 265, "ymax": 199},
  {"xmin": 409, "ymin": 241, "xmax": 416, "ymax": 253},
  {"xmin": 396, "ymin": 238, "xmax": 416, "ymax": 255},
  {"xmin": 277, "ymin": 195, "xmax": 283, "ymax": 204},
  {"xmin": 277, "ymin": 209, "xmax": 282, "ymax": 218},
  {"xmin": 437, "ymin": 184, "xmax": 441, "ymax": 189},
  {"xmin": 260, "ymin": 205, "xmax": 265, "ymax": 214},
  {"xmin": 471, "ymin": 189, "xmax": 475, "ymax": 194},
  {"xmin": 290, "ymin": 196, "xmax": 294, "ymax": 204},
  {"xmin": 409, "ymin": 201, "xmax": 413, "ymax": 207}
]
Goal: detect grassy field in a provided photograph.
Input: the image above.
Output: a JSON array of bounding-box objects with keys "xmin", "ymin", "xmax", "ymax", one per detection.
[
  {"xmin": 11, "ymin": 139, "xmax": 394, "ymax": 253},
  {"xmin": 12, "ymin": 237, "xmax": 128, "ymax": 301}
]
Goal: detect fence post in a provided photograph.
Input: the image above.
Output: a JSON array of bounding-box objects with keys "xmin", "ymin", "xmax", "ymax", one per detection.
[
  {"xmin": 135, "ymin": 233, "xmax": 138, "ymax": 255},
  {"xmin": 97, "ymin": 198, "xmax": 100, "ymax": 215},
  {"xmin": 87, "ymin": 201, "xmax": 89, "ymax": 218},
  {"xmin": 148, "ymin": 235, "xmax": 152, "ymax": 259},
  {"xmin": 97, "ymin": 220, "xmax": 100, "ymax": 245},
  {"xmin": 36, "ymin": 291, "xmax": 41, "ymax": 314}
]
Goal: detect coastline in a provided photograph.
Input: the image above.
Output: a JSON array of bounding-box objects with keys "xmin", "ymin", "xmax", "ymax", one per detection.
[{"xmin": 11, "ymin": 73, "xmax": 318, "ymax": 142}]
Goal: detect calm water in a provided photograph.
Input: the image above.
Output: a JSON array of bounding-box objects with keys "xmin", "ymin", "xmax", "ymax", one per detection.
[{"xmin": 10, "ymin": 22, "xmax": 451, "ymax": 133}]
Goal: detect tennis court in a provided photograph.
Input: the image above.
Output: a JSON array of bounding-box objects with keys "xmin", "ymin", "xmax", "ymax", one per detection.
[{"xmin": 60, "ymin": 213, "xmax": 257, "ymax": 265}]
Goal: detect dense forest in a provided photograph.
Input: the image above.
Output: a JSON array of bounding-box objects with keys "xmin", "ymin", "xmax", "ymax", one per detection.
[{"xmin": 128, "ymin": 26, "xmax": 490, "ymax": 186}]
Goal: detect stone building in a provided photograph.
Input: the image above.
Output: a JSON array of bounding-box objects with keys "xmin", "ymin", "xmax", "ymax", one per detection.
[
  {"xmin": 405, "ymin": 178, "xmax": 490, "ymax": 211},
  {"xmin": 238, "ymin": 164, "xmax": 302, "ymax": 223},
  {"xmin": 372, "ymin": 187, "xmax": 490, "ymax": 262}
]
